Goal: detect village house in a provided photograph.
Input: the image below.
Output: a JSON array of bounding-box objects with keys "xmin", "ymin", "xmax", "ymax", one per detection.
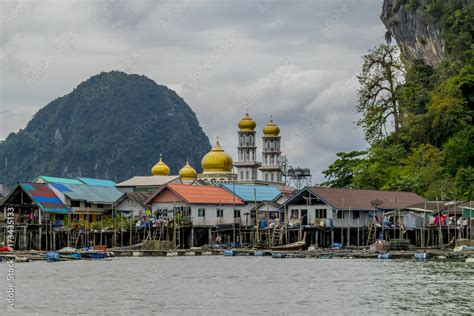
[
  {"xmin": 220, "ymin": 183, "xmax": 282, "ymax": 226},
  {"xmin": 280, "ymin": 187, "xmax": 425, "ymax": 247},
  {"xmin": 113, "ymin": 192, "xmax": 152, "ymax": 218},
  {"xmin": 146, "ymin": 183, "xmax": 245, "ymax": 246},
  {"xmin": 116, "ymin": 175, "xmax": 180, "ymax": 193},
  {"xmin": 1, "ymin": 176, "xmax": 122, "ymax": 250}
]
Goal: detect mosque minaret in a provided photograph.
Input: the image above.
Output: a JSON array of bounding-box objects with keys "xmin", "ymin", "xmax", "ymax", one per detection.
[
  {"xmin": 234, "ymin": 113, "xmax": 261, "ymax": 182},
  {"xmin": 259, "ymin": 118, "xmax": 283, "ymax": 183},
  {"xmin": 150, "ymin": 113, "xmax": 283, "ymax": 184}
]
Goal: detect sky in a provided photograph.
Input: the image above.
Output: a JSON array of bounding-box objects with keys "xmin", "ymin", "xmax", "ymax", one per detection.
[{"xmin": 0, "ymin": 0, "xmax": 387, "ymax": 183}]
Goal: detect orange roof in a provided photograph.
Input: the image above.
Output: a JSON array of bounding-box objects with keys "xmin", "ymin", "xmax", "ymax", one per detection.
[{"xmin": 167, "ymin": 184, "xmax": 244, "ymax": 205}]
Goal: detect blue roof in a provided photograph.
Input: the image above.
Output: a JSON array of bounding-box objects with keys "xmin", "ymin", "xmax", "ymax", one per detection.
[
  {"xmin": 19, "ymin": 183, "xmax": 72, "ymax": 214},
  {"xmin": 53, "ymin": 183, "xmax": 122, "ymax": 204},
  {"xmin": 221, "ymin": 184, "xmax": 281, "ymax": 202},
  {"xmin": 77, "ymin": 177, "xmax": 116, "ymax": 187}
]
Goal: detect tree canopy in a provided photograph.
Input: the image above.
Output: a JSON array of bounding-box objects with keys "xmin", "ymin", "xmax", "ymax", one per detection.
[{"xmin": 322, "ymin": 0, "xmax": 474, "ymax": 200}]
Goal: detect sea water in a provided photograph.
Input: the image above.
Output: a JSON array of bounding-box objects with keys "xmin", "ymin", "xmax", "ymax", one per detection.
[{"xmin": 1, "ymin": 257, "xmax": 473, "ymax": 315}]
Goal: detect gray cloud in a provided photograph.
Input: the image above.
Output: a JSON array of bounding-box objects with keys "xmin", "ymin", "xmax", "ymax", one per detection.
[{"xmin": 0, "ymin": 0, "xmax": 385, "ymax": 183}]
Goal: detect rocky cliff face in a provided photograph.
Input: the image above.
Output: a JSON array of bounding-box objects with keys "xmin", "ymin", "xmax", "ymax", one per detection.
[{"xmin": 381, "ymin": 0, "xmax": 445, "ymax": 67}]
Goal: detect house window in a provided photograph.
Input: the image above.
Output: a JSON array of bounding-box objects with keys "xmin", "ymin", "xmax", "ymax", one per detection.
[
  {"xmin": 315, "ymin": 209, "xmax": 327, "ymax": 218},
  {"xmin": 290, "ymin": 209, "xmax": 299, "ymax": 219},
  {"xmin": 71, "ymin": 200, "xmax": 80, "ymax": 208},
  {"xmin": 73, "ymin": 214, "xmax": 80, "ymax": 222},
  {"xmin": 217, "ymin": 209, "xmax": 224, "ymax": 218},
  {"xmin": 97, "ymin": 204, "xmax": 104, "ymax": 209},
  {"xmin": 234, "ymin": 209, "xmax": 241, "ymax": 218},
  {"xmin": 85, "ymin": 202, "xmax": 92, "ymax": 208},
  {"xmin": 352, "ymin": 211, "xmax": 360, "ymax": 219},
  {"xmin": 198, "ymin": 208, "xmax": 206, "ymax": 217},
  {"xmin": 337, "ymin": 211, "xmax": 344, "ymax": 219}
]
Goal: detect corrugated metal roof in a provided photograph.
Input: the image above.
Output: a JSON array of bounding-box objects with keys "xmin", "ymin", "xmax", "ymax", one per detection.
[
  {"xmin": 35, "ymin": 176, "xmax": 83, "ymax": 185},
  {"xmin": 114, "ymin": 192, "xmax": 153, "ymax": 208},
  {"xmin": 52, "ymin": 183, "xmax": 122, "ymax": 204},
  {"xmin": 77, "ymin": 177, "xmax": 116, "ymax": 187},
  {"xmin": 20, "ymin": 183, "xmax": 71, "ymax": 214},
  {"xmin": 167, "ymin": 184, "xmax": 244, "ymax": 205},
  {"xmin": 221, "ymin": 184, "xmax": 281, "ymax": 202},
  {"xmin": 116, "ymin": 176, "xmax": 180, "ymax": 187},
  {"xmin": 307, "ymin": 187, "xmax": 425, "ymax": 211}
]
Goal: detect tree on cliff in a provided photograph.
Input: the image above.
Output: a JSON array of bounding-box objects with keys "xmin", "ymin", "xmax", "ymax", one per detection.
[{"xmin": 356, "ymin": 43, "xmax": 405, "ymax": 143}]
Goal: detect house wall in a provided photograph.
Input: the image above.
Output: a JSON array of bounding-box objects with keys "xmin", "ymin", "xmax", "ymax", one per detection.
[
  {"xmin": 284, "ymin": 203, "xmax": 377, "ymax": 228},
  {"xmin": 69, "ymin": 199, "xmax": 107, "ymax": 215},
  {"xmin": 151, "ymin": 202, "xmax": 253, "ymax": 227},
  {"xmin": 116, "ymin": 198, "xmax": 147, "ymax": 217},
  {"xmin": 153, "ymin": 189, "xmax": 184, "ymax": 203}
]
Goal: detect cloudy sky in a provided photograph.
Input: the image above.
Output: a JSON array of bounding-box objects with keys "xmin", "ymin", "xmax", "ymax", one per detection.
[{"xmin": 1, "ymin": 0, "xmax": 386, "ymax": 183}]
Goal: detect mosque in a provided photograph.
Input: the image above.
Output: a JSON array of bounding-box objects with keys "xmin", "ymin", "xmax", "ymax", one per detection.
[{"xmin": 150, "ymin": 113, "xmax": 284, "ymax": 185}]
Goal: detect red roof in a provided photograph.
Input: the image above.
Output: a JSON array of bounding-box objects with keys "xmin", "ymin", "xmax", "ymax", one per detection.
[
  {"xmin": 308, "ymin": 187, "xmax": 425, "ymax": 211},
  {"xmin": 151, "ymin": 184, "xmax": 245, "ymax": 205}
]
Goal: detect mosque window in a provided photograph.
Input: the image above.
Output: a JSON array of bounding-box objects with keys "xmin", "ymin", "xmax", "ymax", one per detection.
[
  {"xmin": 265, "ymin": 174, "xmax": 268, "ymax": 181},
  {"xmin": 240, "ymin": 171, "xmax": 244, "ymax": 179},
  {"xmin": 271, "ymin": 174, "xmax": 274, "ymax": 182},
  {"xmin": 246, "ymin": 170, "xmax": 249, "ymax": 179}
]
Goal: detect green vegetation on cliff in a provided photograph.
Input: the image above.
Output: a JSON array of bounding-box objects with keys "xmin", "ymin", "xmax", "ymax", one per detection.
[
  {"xmin": 0, "ymin": 71, "xmax": 211, "ymax": 187},
  {"xmin": 323, "ymin": 0, "xmax": 473, "ymax": 200}
]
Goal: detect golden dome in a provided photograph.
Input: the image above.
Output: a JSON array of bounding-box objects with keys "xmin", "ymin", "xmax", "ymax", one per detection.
[
  {"xmin": 263, "ymin": 119, "xmax": 280, "ymax": 136},
  {"xmin": 151, "ymin": 155, "xmax": 170, "ymax": 176},
  {"xmin": 238, "ymin": 112, "xmax": 256, "ymax": 131},
  {"xmin": 179, "ymin": 161, "xmax": 197, "ymax": 180},
  {"xmin": 201, "ymin": 140, "xmax": 233, "ymax": 174}
]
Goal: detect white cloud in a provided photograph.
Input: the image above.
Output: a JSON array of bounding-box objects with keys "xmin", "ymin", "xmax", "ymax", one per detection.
[{"xmin": 0, "ymin": 0, "xmax": 386, "ymax": 183}]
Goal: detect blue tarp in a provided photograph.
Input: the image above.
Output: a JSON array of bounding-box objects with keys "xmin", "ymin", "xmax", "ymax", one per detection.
[{"xmin": 221, "ymin": 184, "xmax": 280, "ymax": 202}]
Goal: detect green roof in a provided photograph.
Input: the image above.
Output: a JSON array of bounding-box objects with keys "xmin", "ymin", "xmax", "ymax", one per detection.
[
  {"xmin": 77, "ymin": 177, "xmax": 116, "ymax": 187},
  {"xmin": 51, "ymin": 183, "xmax": 122, "ymax": 204},
  {"xmin": 35, "ymin": 176, "xmax": 83, "ymax": 185}
]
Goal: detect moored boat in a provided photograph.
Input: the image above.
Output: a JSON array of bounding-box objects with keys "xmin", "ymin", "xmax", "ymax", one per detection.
[
  {"xmin": 270, "ymin": 240, "xmax": 305, "ymax": 251},
  {"xmin": 378, "ymin": 252, "xmax": 392, "ymax": 259},
  {"xmin": 224, "ymin": 249, "xmax": 237, "ymax": 256},
  {"xmin": 414, "ymin": 252, "xmax": 429, "ymax": 260},
  {"xmin": 271, "ymin": 252, "xmax": 286, "ymax": 258}
]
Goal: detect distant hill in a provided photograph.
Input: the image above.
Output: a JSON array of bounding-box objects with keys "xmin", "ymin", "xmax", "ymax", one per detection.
[{"xmin": 0, "ymin": 71, "xmax": 211, "ymax": 187}]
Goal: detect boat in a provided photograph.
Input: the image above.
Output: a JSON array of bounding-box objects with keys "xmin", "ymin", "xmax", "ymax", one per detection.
[
  {"xmin": 223, "ymin": 249, "xmax": 237, "ymax": 256},
  {"xmin": 414, "ymin": 252, "xmax": 429, "ymax": 260},
  {"xmin": 88, "ymin": 252, "xmax": 106, "ymax": 259},
  {"xmin": 63, "ymin": 253, "xmax": 81, "ymax": 260},
  {"xmin": 272, "ymin": 252, "xmax": 286, "ymax": 258},
  {"xmin": 270, "ymin": 240, "xmax": 305, "ymax": 251},
  {"xmin": 378, "ymin": 252, "xmax": 392, "ymax": 259}
]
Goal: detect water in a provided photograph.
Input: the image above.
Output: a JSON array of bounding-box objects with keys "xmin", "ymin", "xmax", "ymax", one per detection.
[{"xmin": 1, "ymin": 257, "xmax": 473, "ymax": 315}]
